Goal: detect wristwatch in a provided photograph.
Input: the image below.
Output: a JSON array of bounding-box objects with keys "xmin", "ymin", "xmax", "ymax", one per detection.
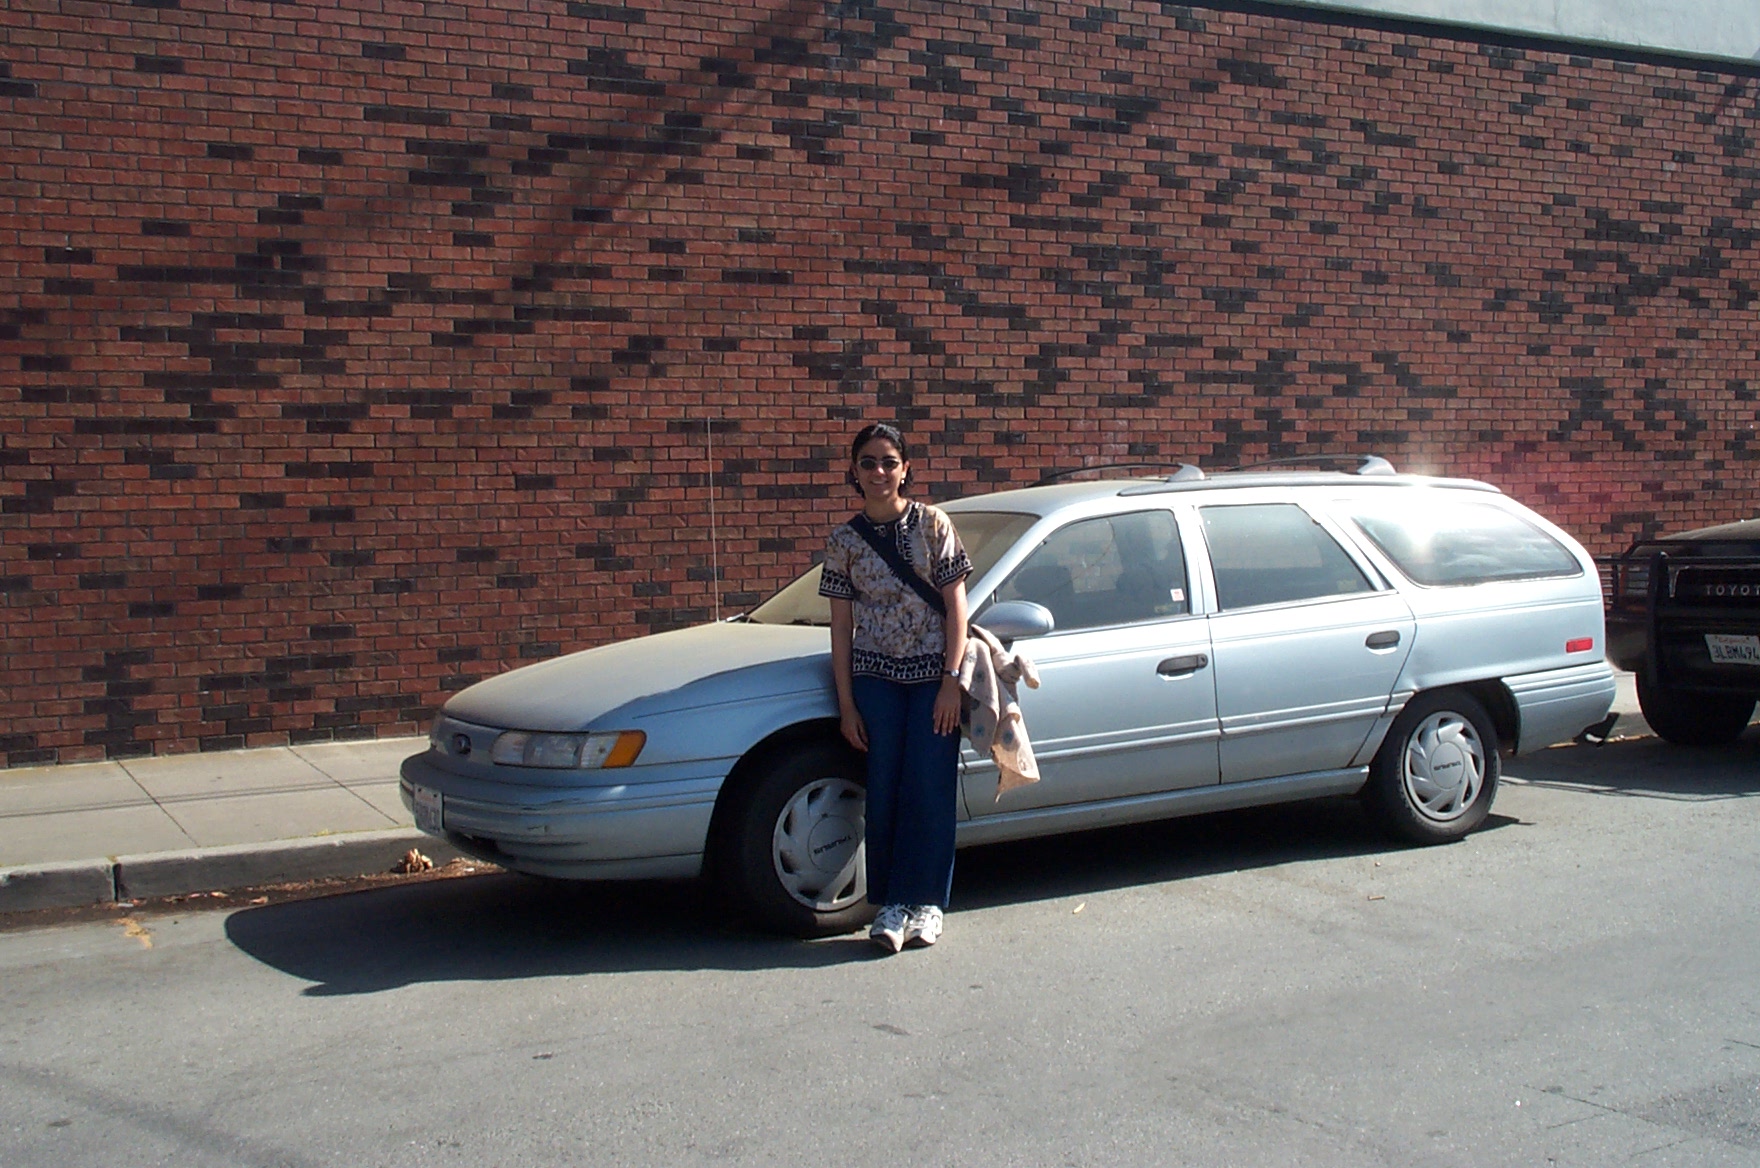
[{"xmin": 943, "ymin": 668, "xmax": 960, "ymax": 679}]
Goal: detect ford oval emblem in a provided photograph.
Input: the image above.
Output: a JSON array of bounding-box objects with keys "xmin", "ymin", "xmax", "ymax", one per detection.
[{"xmin": 451, "ymin": 733, "xmax": 472, "ymax": 757}]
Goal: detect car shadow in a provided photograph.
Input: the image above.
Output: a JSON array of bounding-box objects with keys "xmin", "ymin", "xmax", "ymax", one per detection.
[
  {"xmin": 1503, "ymin": 725, "xmax": 1760, "ymax": 802},
  {"xmin": 225, "ymin": 794, "xmax": 1466, "ymax": 995},
  {"xmin": 224, "ymin": 873, "xmax": 880, "ymax": 995},
  {"xmin": 951, "ymin": 795, "xmax": 1478, "ymax": 912}
]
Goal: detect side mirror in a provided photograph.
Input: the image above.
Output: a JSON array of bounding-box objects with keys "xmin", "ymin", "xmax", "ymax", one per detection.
[{"xmin": 978, "ymin": 600, "xmax": 1055, "ymax": 642}]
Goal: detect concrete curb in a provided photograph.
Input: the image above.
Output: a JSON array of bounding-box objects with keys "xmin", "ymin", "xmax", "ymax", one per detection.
[
  {"xmin": 0, "ymin": 859, "xmax": 117, "ymax": 914},
  {"xmin": 0, "ymin": 830, "xmax": 461, "ymax": 915}
]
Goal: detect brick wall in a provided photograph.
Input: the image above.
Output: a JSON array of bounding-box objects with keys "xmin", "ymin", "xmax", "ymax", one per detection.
[{"xmin": 2, "ymin": 0, "xmax": 1757, "ymax": 764}]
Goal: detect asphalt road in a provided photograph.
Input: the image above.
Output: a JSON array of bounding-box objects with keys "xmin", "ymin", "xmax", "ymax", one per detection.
[{"xmin": 3, "ymin": 731, "xmax": 1757, "ymax": 1168}]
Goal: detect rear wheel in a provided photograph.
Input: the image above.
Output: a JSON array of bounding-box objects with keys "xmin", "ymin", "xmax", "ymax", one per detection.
[
  {"xmin": 1636, "ymin": 673, "xmax": 1756, "ymax": 746},
  {"xmin": 719, "ymin": 741, "xmax": 872, "ymax": 937},
  {"xmin": 1364, "ymin": 689, "xmax": 1499, "ymax": 845}
]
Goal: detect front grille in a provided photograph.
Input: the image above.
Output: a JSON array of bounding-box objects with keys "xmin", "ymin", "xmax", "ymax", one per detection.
[{"xmin": 1672, "ymin": 565, "xmax": 1760, "ymax": 607}]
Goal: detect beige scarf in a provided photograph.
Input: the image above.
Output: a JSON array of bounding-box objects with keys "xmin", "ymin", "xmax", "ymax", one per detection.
[{"xmin": 957, "ymin": 624, "xmax": 1041, "ymax": 798}]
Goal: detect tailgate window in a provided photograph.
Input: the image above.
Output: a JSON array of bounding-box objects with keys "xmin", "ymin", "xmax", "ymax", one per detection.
[{"xmin": 1349, "ymin": 498, "xmax": 1582, "ymax": 587}]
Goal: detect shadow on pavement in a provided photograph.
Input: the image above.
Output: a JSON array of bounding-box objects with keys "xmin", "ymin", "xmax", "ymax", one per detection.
[
  {"xmin": 225, "ymin": 794, "xmax": 1453, "ymax": 994},
  {"xmin": 952, "ymin": 795, "xmax": 1447, "ymax": 912},
  {"xmin": 1505, "ymin": 727, "xmax": 1760, "ymax": 802},
  {"xmin": 224, "ymin": 873, "xmax": 869, "ymax": 995}
]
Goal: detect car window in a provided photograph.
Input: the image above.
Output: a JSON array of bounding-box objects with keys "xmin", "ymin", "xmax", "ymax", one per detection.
[
  {"xmin": 1348, "ymin": 497, "xmax": 1583, "ymax": 586},
  {"xmin": 1201, "ymin": 503, "xmax": 1372, "ymax": 610},
  {"xmin": 991, "ymin": 510, "xmax": 1188, "ymax": 631},
  {"xmin": 747, "ymin": 510, "xmax": 1038, "ymax": 625}
]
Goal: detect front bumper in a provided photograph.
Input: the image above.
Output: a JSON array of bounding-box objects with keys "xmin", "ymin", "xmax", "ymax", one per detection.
[{"xmin": 399, "ymin": 749, "xmax": 724, "ymax": 881}]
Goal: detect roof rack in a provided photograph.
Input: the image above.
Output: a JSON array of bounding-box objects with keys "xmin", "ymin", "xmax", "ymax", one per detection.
[
  {"xmin": 1035, "ymin": 461, "xmax": 1205, "ymax": 486},
  {"xmin": 1228, "ymin": 454, "xmax": 1397, "ymax": 476}
]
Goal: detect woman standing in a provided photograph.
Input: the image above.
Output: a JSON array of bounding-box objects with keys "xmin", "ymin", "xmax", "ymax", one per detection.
[{"xmin": 819, "ymin": 423, "xmax": 972, "ymax": 952}]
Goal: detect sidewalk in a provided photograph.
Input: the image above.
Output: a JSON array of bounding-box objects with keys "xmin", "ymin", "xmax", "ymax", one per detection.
[
  {"xmin": 0, "ymin": 673, "xmax": 1652, "ymax": 916},
  {"xmin": 0, "ymin": 735, "xmax": 448, "ymax": 913}
]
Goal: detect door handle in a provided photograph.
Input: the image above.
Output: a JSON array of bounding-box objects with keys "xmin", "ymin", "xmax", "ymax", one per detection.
[
  {"xmin": 1157, "ymin": 653, "xmax": 1209, "ymax": 677},
  {"xmin": 1365, "ymin": 630, "xmax": 1401, "ymax": 650}
]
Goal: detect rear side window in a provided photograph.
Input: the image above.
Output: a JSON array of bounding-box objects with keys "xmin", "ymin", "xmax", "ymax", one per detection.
[
  {"xmin": 1201, "ymin": 503, "xmax": 1373, "ymax": 610},
  {"xmin": 1348, "ymin": 497, "xmax": 1582, "ymax": 586},
  {"xmin": 993, "ymin": 510, "xmax": 1188, "ymax": 631}
]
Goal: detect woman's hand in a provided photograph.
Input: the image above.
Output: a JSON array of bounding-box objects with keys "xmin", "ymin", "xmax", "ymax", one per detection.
[
  {"xmin": 933, "ymin": 676, "xmax": 963, "ymax": 737},
  {"xmin": 840, "ymin": 706, "xmax": 868, "ymax": 752}
]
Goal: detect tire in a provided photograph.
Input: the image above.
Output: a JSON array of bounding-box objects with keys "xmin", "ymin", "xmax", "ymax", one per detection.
[
  {"xmin": 1636, "ymin": 673, "xmax": 1756, "ymax": 746},
  {"xmin": 718, "ymin": 741, "xmax": 872, "ymax": 937},
  {"xmin": 1364, "ymin": 689, "xmax": 1500, "ymax": 845}
]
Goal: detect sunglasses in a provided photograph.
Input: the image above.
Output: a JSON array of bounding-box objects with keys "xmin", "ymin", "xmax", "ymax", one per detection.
[{"xmin": 857, "ymin": 456, "xmax": 903, "ymax": 472}]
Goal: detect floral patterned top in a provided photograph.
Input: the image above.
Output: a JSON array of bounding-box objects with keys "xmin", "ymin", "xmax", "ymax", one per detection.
[{"xmin": 819, "ymin": 501, "xmax": 973, "ymax": 683}]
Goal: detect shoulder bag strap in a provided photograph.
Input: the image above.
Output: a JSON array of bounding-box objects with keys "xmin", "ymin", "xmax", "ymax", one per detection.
[{"xmin": 847, "ymin": 512, "xmax": 947, "ymax": 615}]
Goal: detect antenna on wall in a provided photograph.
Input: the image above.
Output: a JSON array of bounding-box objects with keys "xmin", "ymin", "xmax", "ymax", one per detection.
[{"xmin": 707, "ymin": 416, "xmax": 721, "ymax": 622}]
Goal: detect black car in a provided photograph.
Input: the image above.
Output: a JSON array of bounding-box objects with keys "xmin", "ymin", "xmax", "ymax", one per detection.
[{"xmin": 1606, "ymin": 518, "xmax": 1760, "ymax": 744}]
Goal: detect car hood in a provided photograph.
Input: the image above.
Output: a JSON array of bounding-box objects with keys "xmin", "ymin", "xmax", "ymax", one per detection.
[
  {"xmin": 1630, "ymin": 516, "xmax": 1760, "ymax": 557},
  {"xmin": 1666, "ymin": 517, "xmax": 1760, "ymax": 545},
  {"xmin": 442, "ymin": 621, "xmax": 832, "ymax": 731}
]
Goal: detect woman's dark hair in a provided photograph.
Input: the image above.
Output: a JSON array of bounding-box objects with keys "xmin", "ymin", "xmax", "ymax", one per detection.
[{"xmin": 847, "ymin": 421, "xmax": 912, "ymax": 494}]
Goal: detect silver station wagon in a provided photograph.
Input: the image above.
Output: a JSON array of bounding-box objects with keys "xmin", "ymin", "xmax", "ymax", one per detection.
[{"xmin": 403, "ymin": 459, "xmax": 1617, "ymax": 935}]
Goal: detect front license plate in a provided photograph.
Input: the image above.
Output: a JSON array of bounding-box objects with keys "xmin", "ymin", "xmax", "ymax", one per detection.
[
  {"xmin": 1705, "ymin": 634, "xmax": 1760, "ymax": 666},
  {"xmin": 412, "ymin": 784, "xmax": 444, "ymax": 833}
]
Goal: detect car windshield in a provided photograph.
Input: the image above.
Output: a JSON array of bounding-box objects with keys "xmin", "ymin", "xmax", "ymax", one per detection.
[{"xmin": 746, "ymin": 510, "xmax": 1039, "ymax": 625}]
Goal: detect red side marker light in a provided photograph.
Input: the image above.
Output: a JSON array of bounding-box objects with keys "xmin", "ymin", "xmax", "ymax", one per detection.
[{"xmin": 1566, "ymin": 638, "xmax": 1594, "ymax": 653}]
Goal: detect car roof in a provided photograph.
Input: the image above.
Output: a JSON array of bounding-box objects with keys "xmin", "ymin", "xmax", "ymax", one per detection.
[{"xmin": 936, "ymin": 470, "xmax": 1500, "ymax": 520}]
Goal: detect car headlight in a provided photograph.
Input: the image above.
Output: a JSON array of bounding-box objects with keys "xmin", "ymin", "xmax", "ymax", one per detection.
[{"xmin": 489, "ymin": 730, "xmax": 646, "ymax": 769}]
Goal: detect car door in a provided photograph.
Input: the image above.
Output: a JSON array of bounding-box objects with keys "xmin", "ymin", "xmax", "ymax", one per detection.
[
  {"xmin": 1197, "ymin": 501, "xmax": 1415, "ymax": 784},
  {"xmin": 962, "ymin": 508, "xmax": 1220, "ymax": 813}
]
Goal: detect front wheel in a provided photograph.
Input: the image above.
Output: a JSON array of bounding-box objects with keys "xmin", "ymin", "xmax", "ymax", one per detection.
[
  {"xmin": 1364, "ymin": 689, "xmax": 1500, "ymax": 845},
  {"xmin": 719, "ymin": 742, "xmax": 872, "ymax": 937},
  {"xmin": 1636, "ymin": 673, "xmax": 1756, "ymax": 746}
]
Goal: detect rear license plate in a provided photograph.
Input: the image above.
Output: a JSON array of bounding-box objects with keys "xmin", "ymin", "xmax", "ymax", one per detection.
[
  {"xmin": 412, "ymin": 785, "xmax": 444, "ymax": 833},
  {"xmin": 1705, "ymin": 634, "xmax": 1760, "ymax": 666}
]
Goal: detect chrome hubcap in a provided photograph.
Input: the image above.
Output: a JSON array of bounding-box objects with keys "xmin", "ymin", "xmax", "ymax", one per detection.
[
  {"xmin": 1402, "ymin": 711, "xmax": 1485, "ymax": 822},
  {"xmin": 772, "ymin": 777, "xmax": 866, "ymax": 911}
]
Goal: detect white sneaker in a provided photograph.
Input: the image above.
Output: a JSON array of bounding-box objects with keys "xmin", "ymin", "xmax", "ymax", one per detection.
[
  {"xmin": 869, "ymin": 904, "xmax": 908, "ymax": 953},
  {"xmin": 904, "ymin": 905, "xmax": 943, "ymax": 948}
]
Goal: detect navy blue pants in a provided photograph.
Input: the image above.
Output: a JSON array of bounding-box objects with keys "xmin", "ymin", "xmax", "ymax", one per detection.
[{"xmin": 853, "ymin": 675, "xmax": 961, "ymax": 910}]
